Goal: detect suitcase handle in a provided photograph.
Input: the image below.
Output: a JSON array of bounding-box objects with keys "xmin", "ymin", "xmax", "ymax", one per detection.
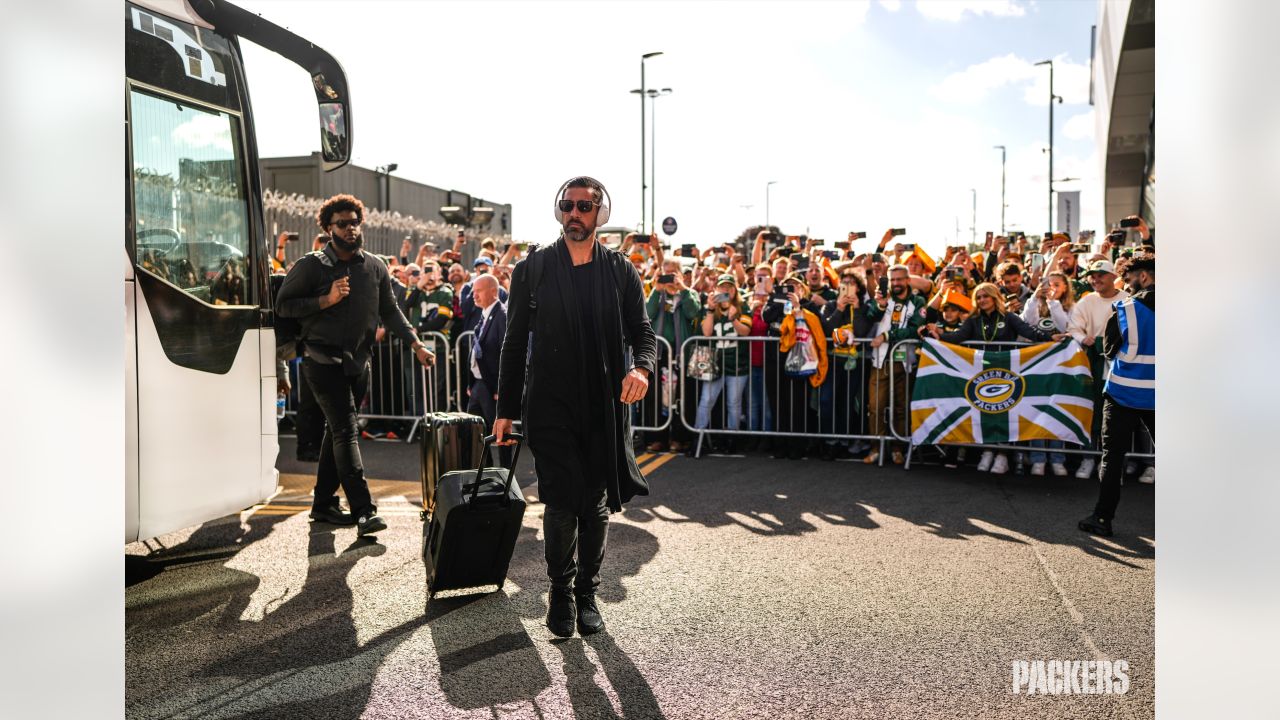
[{"xmin": 468, "ymin": 433, "xmax": 524, "ymax": 505}]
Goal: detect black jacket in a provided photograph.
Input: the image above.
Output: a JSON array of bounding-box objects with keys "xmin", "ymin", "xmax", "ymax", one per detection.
[
  {"xmin": 496, "ymin": 238, "xmax": 657, "ymax": 511},
  {"xmin": 938, "ymin": 309, "xmax": 1057, "ymax": 348},
  {"xmin": 472, "ymin": 301, "xmax": 507, "ymax": 391},
  {"xmin": 275, "ymin": 243, "xmax": 416, "ymax": 375}
]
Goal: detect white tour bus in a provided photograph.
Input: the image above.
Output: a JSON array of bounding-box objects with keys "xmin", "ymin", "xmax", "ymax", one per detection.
[{"xmin": 125, "ymin": 0, "xmax": 351, "ymax": 542}]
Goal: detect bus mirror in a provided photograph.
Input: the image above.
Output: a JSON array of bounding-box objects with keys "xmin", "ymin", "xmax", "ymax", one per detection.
[{"xmin": 318, "ymin": 102, "xmax": 349, "ymax": 169}]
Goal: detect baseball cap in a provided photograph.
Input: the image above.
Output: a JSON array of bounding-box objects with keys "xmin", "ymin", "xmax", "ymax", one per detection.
[
  {"xmin": 1080, "ymin": 259, "xmax": 1116, "ymax": 277},
  {"xmin": 473, "ymin": 256, "xmax": 493, "ymax": 267},
  {"xmin": 716, "ymin": 273, "xmax": 736, "ymax": 286}
]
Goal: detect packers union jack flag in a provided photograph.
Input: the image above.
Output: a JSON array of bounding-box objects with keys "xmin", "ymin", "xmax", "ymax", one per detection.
[{"xmin": 910, "ymin": 339, "xmax": 1094, "ymax": 446}]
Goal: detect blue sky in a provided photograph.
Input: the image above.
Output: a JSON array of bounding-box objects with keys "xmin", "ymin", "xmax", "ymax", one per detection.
[{"xmin": 239, "ymin": 0, "xmax": 1102, "ymax": 254}]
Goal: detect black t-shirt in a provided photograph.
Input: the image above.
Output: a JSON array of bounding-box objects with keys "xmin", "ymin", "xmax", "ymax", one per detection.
[{"xmin": 571, "ymin": 262, "xmax": 607, "ymax": 428}]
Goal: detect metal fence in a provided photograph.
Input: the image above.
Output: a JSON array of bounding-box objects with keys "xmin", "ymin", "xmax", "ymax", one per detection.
[
  {"xmin": 263, "ymin": 189, "xmax": 511, "ymax": 269},
  {"xmin": 280, "ymin": 330, "xmax": 1154, "ymax": 473}
]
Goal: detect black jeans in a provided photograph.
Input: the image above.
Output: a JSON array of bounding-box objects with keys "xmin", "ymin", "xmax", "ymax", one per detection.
[
  {"xmin": 531, "ymin": 427, "xmax": 611, "ymax": 596},
  {"xmin": 294, "ymin": 360, "xmax": 326, "ymax": 454},
  {"xmin": 1094, "ymin": 396, "xmax": 1155, "ymax": 520},
  {"xmin": 544, "ymin": 488, "xmax": 609, "ymax": 596},
  {"xmin": 303, "ymin": 358, "xmax": 376, "ymax": 518}
]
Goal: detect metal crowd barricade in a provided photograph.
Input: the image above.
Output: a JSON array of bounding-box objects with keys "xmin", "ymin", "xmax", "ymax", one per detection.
[
  {"xmin": 631, "ymin": 336, "xmax": 676, "ymax": 433},
  {"xmin": 280, "ymin": 330, "xmax": 451, "ymax": 444},
  {"xmin": 675, "ymin": 335, "xmax": 883, "ymax": 459},
  {"xmin": 887, "ymin": 338, "xmax": 1155, "ymax": 470},
  {"xmin": 453, "ymin": 330, "xmax": 475, "ymax": 413}
]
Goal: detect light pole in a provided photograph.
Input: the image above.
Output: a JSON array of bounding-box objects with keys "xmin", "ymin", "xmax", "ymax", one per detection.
[
  {"xmin": 992, "ymin": 145, "xmax": 1006, "ymax": 234},
  {"xmin": 765, "ymin": 181, "xmax": 777, "ymax": 229},
  {"xmin": 970, "ymin": 188, "xmax": 977, "ymax": 246},
  {"xmin": 375, "ymin": 163, "xmax": 398, "ymax": 211},
  {"xmin": 635, "ymin": 51, "xmax": 664, "ymax": 236},
  {"xmin": 647, "ymin": 87, "xmax": 672, "ymax": 235},
  {"xmin": 1035, "ymin": 59, "xmax": 1063, "ymax": 233}
]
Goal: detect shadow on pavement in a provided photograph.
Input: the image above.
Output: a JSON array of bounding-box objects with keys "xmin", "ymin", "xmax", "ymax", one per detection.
[
  {"xmin": 127, "ymin": 515, "xmax": 429, "ymax": 720},
  {"xmin": 424, "ymin": 516, "xmax": 665, "ymax": 717},
  {"xmin": 621, "ymin": 453, "xmax": 1154, "ymax": 568}
]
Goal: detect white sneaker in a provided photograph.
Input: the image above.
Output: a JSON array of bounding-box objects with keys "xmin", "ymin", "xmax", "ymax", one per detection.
[
  {"xmin": 1030, "ymin": 462, "xmax": 1046, "ymax": 476},
  {"xmin": 1075, "ymin": 458, "xmax": 1097, "ymax": 480},
  {"xmin": 1138, "ymin": 466, "xmax": 1155, "ymax": 484},
  {"xmin": 990, "ymin": 453, "xmax": 1009, "ymax": 474},
  {"xmin": 977, "ymin": 448, "xmax": 998, "ymax": 471},
  {"xmin": 1051, "ymin": 463, "xmax": 1069, "ymax": 477}
]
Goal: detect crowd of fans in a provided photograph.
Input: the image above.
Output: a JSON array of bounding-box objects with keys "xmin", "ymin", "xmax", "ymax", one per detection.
[{"xmin": 276, "ymin": 219, "xmax": 1156, "ymax": 482}]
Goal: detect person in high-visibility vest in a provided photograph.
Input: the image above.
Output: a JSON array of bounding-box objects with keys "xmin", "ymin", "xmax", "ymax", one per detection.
[{"xmin": 1079, "ymin": 251, "xmax": 1154, "ymax": 537}]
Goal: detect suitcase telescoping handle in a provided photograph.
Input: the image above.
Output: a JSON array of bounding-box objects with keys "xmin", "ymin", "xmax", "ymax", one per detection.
[{"xmin": 467, "ymin": 433, "xmax": 524, "ymax": 505}]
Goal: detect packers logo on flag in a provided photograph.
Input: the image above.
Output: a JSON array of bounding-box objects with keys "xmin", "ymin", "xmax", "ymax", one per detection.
[
  {"xmin": 910, "ymin": 339, "xmax": 1094, "ymax": 446},
  {"xmin": 965, "ymin": 369, "xmax": 1025, "ymax": 413}
]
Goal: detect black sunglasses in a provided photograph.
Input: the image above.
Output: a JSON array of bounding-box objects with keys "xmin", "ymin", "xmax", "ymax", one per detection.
[
  {"xmin": 332, "ymin": 218, "xmax": 361, "ymax": 229},
  {"xmin": 558, "ymin": 199, "xmax": 597, "ymax": 214}
]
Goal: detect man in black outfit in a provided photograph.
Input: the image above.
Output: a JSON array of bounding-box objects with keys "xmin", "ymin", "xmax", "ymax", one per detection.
[
  {"xmin": 275, "ymin": 194, "xmax": 436, "ymax": 537},
  {"xmin": 493, "ymin": 176, "xmax": 657, "ymax": 638}
]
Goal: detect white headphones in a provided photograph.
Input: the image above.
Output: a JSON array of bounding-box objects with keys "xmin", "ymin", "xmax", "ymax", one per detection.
[{"xmin": 552, "ymin": 176, "xmax": 611, "ymax": 227}]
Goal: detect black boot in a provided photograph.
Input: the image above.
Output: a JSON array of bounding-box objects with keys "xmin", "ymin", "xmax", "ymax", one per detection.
[
  {"xmin": 575, "ymin": 593, "xmax": 605, "ymax": 635},
  {"xmin": 547, "ymin": 588, "xmax": 576, "ymax": 638},
  {"xmin": 1078, "ymin": 514, "xmax": 1113, "ymax": 537}
]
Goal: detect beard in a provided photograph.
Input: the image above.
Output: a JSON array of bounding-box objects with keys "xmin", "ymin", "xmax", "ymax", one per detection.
[
  {"xmin": 332, "ymin": 231, "xmax": 363, "ymax": 253},
  {"xmin": 563, "ymin": 220, "xmax": 591, "ymax": 242}
]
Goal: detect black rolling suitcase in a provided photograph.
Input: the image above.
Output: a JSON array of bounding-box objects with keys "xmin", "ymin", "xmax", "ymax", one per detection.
[
  {"xmin": 424, "ymin": 434, "xmax": 526, "ymax": 597},
  {"xmin": 419, "ymin": 412, "xmax": 486, "ymax": 519}
]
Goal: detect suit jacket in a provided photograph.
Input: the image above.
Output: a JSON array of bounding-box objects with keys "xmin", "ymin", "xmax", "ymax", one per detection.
[
  {"xmin": 496, "ymin": 238, "xmax": 657, "ymax": 511},
  {"xmin": 460, "ymin": 279, "xmax": 509, "ymax": 333},
  {"xmin": 472, "ymin": 301, "xmax": 506, "ymax": 391}
]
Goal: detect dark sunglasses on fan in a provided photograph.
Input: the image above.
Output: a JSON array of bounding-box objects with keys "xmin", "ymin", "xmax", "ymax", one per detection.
[
  {"xmin": 332, "ymin": 218, "xmax": 361, "ymax": 229},
  {"xmin": 558, "ymin": 199, "xmax": 597, "ymax": 214}
]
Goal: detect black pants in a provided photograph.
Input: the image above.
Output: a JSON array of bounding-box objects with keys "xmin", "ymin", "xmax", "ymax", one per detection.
[
  {"xmin": 303, "ymin": 358, "xmax": 376, "ymax": 518},
  {"xmin": 294, "ymin": 360, "xmax": 326, "ymax": 455},
  {"xmin": 1094, "ymin": 396, "xmax": 1155, "ymax": 521},
  {"xmin": 467, "ymin": 377, "xmax": 511, "ymax": 466},
  {"xmin": 530, "ymin": 427, "xmax": 611, "ymax": 596}
]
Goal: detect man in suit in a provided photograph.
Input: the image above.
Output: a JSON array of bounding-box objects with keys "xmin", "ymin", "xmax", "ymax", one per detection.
[
  {"xmin": 466, "ymin": 273, "xmax": 507, "ymax": 462},
  {"xmin": 494, "ymin": 176, "xmax": 657, "ymax": 638}
]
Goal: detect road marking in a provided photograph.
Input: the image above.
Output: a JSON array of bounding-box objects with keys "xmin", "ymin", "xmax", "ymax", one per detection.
[
  {"xmin": 639, "ymin": 452, "xmax": 677, "ymax": 475},
  {"xmin": 635, "ymin": 452, "xmax": 655, "ymax": 464},
  {"xmin": 967, "ymin": 518, "xmax": 1108, "ymax": 661}
]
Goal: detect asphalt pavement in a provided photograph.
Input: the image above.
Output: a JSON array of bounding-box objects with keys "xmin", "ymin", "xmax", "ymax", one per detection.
[{"xmin": 126, "ymin": 436, "xmax": 1154, "ymax": 719}]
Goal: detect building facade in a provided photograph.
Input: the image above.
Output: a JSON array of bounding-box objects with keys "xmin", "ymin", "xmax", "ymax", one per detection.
[
  {"xmin": 260, "ymin": 153, "xmax": 513, "ymax": 236},
  {"xmin": 1093, "ymin": 0, "xmax": 1155, "ymax": 227}
]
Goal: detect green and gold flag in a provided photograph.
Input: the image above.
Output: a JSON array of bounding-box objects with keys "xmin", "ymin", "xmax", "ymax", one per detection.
[{"xmin": 910, "ymin": 339, "xmax": 1094, "ymax": 446}]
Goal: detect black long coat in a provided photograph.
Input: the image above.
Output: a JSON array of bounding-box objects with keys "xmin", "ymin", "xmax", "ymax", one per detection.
[{"xmin": 496, "ymin": 238, "xmax": 658, "ymax": 512}]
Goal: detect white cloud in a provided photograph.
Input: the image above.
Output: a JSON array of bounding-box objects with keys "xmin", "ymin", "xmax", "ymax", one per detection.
[
  {"xmin": 931, "ymin": 53, "xmax": 1091, "ymax": 106},
  {"xmin": 915, "ymin": 0, "xmax": 1026, "ymax": 22},
  {"xmin": 879, "ymin": 0, "xmax": 902, "ymax": 11},
  {"xmin": 1063, "ymin": 109, "xmax": 1095, "ymax": 141},
  {"xmin": 171, "ymin": 114, "xmax": 232, "ymax": 154}
]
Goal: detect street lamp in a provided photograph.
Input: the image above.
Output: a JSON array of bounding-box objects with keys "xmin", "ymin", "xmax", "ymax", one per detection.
[
  {"xmin": 635, "ymin": 51, "xmax": 664, "ymax": 235},
  {"xmin": 1035, "ymin": 59, "xmax": 1063, "ymax": 232},
  {"xmin": 375, "ymin": 163, "xmax": 398, "ymax": 211},
  {"xmin": 648, "ymin": 87, "xmax": 672, "ymax": 236},
  {"xmin": 765, "ymin": 181, "xmax": 778, "ymax": 229},
  {"xmin": 992, "ymin": 145, "xmax": 1006, "ymax": 234},
  {"xmin": 970, "ymin": 188, "xmax": 977, "ymax": 246}
]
